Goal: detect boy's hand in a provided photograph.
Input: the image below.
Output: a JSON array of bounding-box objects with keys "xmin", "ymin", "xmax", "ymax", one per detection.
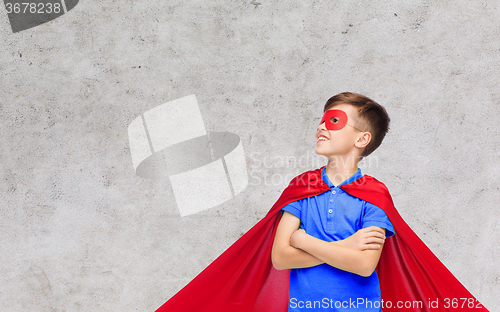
[
  {"xmin": 342, "ymin": 226, "xmax": 386, "ymax": 251},
  {"xmin": 290, "ymin": 228, "xmax": 307, "ymax": 249}
]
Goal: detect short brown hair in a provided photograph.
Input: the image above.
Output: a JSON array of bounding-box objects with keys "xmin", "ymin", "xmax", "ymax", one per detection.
[{"xmin": 324, "ymin": 92, "xmax": 390, "ymax": 157}]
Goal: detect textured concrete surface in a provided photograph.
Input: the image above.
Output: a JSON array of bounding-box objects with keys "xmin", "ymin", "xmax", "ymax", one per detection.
[{"xmin": 1, "ymin": 0, "xmax": 499, "ymax": 311}]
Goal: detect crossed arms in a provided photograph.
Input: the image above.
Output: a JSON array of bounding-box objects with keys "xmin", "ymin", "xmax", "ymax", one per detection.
[{"xmin": 271, "ymin": 211, "xmax": 386, "ymax": 277}]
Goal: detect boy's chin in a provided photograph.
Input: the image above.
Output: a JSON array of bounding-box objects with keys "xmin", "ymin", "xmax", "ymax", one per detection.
[
  {"xmin": 315, "ymin": 147, "xmax": 347, "ymax": 159},
  {"xmin": 315, "ymin": 146, "xmax": 330, "ymax": 157}
]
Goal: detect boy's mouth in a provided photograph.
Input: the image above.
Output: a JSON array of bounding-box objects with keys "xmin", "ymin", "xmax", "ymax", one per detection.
[{"xmin": 317, "ymin": 134, "xmax": 329, "ymax": 142}]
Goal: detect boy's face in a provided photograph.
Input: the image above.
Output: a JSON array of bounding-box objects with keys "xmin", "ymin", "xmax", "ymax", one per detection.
[{"xmin": 315, "ymin": 103, "xmax": 365, "ymax": 158}]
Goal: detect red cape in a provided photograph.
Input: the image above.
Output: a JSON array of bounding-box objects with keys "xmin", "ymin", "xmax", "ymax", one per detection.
[{"xmin": 156, "ymin": 168, "xmax": 489, "ymax": 311}]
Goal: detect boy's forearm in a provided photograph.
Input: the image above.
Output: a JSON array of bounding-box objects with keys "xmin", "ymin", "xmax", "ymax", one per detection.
[
  {"xmin": 272, "ymin": 244, "xmax": 324, "ymax": 270},
  {"xmin": 293, "ymin": 233, "xmax": 381, "ymax": 277},
  {"xmin": 273, "ymin": 238, "xmax": 360, "ymax": 270},
  {"xmin": 272, "ymin": 211, "xmax": 325, "ymax": 270}
]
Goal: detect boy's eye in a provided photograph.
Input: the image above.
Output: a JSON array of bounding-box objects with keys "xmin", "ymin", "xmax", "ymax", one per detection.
[{"xmin": 330, "ymin": 117, "xmax": 340, "ymax": 124}]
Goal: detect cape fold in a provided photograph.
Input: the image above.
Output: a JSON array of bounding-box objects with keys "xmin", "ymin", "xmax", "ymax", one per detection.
[{"xmin": 156, "ymin": 168, "xmax": 489, "ymax": 312}]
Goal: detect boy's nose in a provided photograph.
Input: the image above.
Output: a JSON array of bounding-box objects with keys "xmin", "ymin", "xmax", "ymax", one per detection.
[{"xmin": 317, "ymin": 121, "xmax": 327, "ymax": 131}]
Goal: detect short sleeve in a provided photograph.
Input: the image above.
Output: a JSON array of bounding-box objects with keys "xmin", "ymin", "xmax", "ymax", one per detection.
[
  {"xmin": 282, "ymin": 200, "xmax": 301, "ymax": 220},
  {"xmin": 362, "ymin": 202, "xmax": 395, "ymax": 237}
]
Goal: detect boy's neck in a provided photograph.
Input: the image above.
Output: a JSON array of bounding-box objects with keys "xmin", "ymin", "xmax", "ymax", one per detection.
[{"xmin": 325, "ymin": 155, "xmax": 360, "ymax": 187}]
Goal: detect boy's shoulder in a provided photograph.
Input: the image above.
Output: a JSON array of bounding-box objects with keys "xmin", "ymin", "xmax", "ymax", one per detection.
[
  {"xmin": 339, "ymin": 174, "xmax": 397, "ymax": 219},
  {"xmin": 342, "ymin": 174, "xmax": 389, "ymax": 192},
  {"xmin": 287, "ymin": 167, "xmax": 328, "ymax": 189}
]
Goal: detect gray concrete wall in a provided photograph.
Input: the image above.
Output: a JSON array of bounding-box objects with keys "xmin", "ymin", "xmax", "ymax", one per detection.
[{"xmin": 1, "ymin": 0, "xmax": 498, "ymax": 310}]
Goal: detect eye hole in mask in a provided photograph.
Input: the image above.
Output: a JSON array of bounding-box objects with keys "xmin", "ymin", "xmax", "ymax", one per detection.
[
  {"xmin": 330, "ymin": 116, "xmax": 340, "ymax": 124},
  {"xmin": 319, "ymin": 110, "xmax": 348, "ymax": 131}
]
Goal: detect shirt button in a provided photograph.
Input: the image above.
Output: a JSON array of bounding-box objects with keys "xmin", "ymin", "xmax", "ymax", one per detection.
[
  {"xmin": 331, "ymin": 190, "xmax": 336, "ymax": 194},
  {"xmin": 329, "ymin": 199, "xmax": 333, "ymax": 203},
  {"xmin": 328, "ymin": 209, "xmax": 333, "ymax": 213}
]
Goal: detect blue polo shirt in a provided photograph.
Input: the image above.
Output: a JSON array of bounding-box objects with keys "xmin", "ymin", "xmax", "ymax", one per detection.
[{"xmin": 282, "ymin": 168, "xmax": 394, "ymax": 311}]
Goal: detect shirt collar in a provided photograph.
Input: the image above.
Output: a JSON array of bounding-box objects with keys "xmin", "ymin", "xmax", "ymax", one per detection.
[{"xmin": 321, "ymin": 167, "xmax": 363, "ymax": 188}]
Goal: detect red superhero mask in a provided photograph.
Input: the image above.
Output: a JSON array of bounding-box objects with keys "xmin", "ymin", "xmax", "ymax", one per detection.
[{"xmin": 319, "ymin": 109, "xmax": 348, "ymax": 131}]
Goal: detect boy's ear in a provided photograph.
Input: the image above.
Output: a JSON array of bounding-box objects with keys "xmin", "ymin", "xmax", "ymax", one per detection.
[{"xmin": 355, "ymin": 132, "xmax": 372, "ymax": 149}]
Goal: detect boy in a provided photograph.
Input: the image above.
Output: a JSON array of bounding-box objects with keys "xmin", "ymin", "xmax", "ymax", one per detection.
[
  {"xmin": 272, "ymin": 92, "xmax": 394, "ymax": 311},
  {"xmin": 156, "ymin": 93, "xmax": 488, "ymax": 312}
]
